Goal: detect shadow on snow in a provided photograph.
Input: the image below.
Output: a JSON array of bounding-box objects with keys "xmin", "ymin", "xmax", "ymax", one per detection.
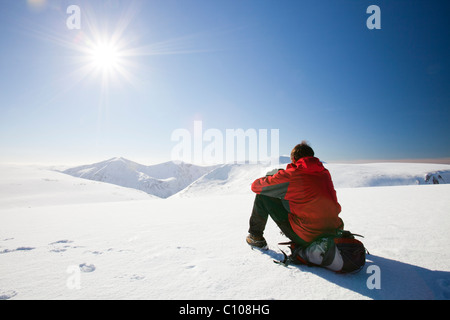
[{"xmin": 261, "ymin": 249, "xmax": 450, "ymax": 300}]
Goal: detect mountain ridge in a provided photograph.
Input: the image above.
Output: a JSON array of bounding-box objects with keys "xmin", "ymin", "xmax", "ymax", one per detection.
[
  {"xmin": 61, "ymin": 157, "xmax": 218, "ymax": 199},
  {"xmin": 60, "ymin": 157, "xmax": 450, "ymax": 199}
]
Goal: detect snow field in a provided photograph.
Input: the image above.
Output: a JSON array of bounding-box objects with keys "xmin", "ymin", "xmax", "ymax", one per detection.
[{"xmin": 1, "ymin": 164, "xmax": 450, "ymax": 300}]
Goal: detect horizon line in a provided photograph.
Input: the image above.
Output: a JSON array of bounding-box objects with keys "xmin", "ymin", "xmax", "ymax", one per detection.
[
  {"xmin": 327, "ymin": 158, "xmax": 450, "ymax": 165},
  {"xmin": 1, "ymin": 156, "xmax": 450, "ymax": 167}
]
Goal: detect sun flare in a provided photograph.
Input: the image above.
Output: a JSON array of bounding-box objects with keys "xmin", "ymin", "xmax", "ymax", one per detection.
[
  {"xmin": 90, "ymin": 42, "xmax": 120, "ymax": 71},
  {"xmin": 80, "ymin": 36, "xmax": 133, "ymax": 87}
]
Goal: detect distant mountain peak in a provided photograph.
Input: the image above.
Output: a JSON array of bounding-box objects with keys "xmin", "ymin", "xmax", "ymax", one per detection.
[{"xmin": 62, "ymin": 158, "xmax": 217, "ymax": 199}]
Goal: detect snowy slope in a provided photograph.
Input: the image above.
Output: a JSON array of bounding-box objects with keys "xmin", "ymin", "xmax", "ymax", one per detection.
[
  {"xmin": 326, "ymin": 162, "xmax": 450, "ymax": 188},
  {"xmin": 1, "ymin": 164, "xmax": 450, "ymax": 300},
  {"xmin": 176, "ymin": 163, "xmax": 271, "ymax": 198},
  {"xmin": 178, "ymin": 161, "xmax": 450, "ymax": 197},
  {"xmin": 0, "ymin": 164, "xmax": 153, "ymax": 210},
  {"xmin": 61, "ymin": 157, "xmax": 217, "ymax": 199}
]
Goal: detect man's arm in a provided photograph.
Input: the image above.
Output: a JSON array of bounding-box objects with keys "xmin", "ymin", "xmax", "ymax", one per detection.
[{"xmin": 251, "ymin": 169, "xmax": 292, "ymax": 199}]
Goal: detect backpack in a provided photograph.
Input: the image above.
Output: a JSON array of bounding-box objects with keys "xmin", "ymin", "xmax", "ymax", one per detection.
[{"xmin": 276, "ymin": 230, "xmax": 367, "ymax": 274}]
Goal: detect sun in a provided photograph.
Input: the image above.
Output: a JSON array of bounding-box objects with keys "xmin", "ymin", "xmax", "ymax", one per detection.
[
  {"xmin": 80, "ymin": 35, "xmax": 135, "ymax": 88},
  {"xmin": 90, "ymin": 42, "xmax": 120, "ymax": 71}
]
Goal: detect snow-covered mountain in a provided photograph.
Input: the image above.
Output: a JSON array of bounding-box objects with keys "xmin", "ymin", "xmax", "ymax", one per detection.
[
  {"xmin": 326, "ymin": 162, "xmax": 450, "ymax": 188},
  {"xmin": 61, "ymin": 157, "xmax": 450, "ymax": 199},
  {"xmin": 178, "ymin": 161, "xmax": 450, "ymax": 197},
  {"xmin": 61, "ymin": 157, "xmax": 217, "ymax": 199}
]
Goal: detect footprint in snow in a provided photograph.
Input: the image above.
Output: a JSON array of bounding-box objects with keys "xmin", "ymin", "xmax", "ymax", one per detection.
[
  {"xmin": 49, "ymin": 240, "xmax": 73, "ymax": 245},
  {"xmin": 0, "ymin": 290, "xmax": 18, "ymax": 300},
  {"xmin": 0, "ymin": 247, "xmax": 35, "ymax": 254},
  {"xmin": 115, "ymin": 273, "xmax": 145, "ymax": 281},
  {"xmin": 79, "ymin": 263, "xmax": 96, "ymax": 273},
  {"xmin": 130, "ymin": 274, "xmax": 145, "ymax": 281},
  {"xmin": 49, "ymin": 240, "xmax": 82, "ymax": 253}
]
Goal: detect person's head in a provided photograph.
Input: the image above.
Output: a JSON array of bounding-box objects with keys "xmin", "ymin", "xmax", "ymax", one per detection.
[{"xmin": 290, "ymin": 141, "xmax": 315, "ymax": 163}]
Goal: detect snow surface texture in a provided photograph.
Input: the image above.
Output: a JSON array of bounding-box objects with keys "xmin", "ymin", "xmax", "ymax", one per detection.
[{"xmin": 1, "ymin": 161, "xmax": 450, "ymax": 300}]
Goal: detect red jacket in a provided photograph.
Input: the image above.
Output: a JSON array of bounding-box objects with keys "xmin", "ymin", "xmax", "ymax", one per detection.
[{"xmin": 251, "ymin": 157, "xmax": 343, "ymax": 243}]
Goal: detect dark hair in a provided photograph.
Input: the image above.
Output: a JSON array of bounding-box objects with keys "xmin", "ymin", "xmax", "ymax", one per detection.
[{"xmin": 291, "ymin": 141, "xmax": 315, "ymax": 162}]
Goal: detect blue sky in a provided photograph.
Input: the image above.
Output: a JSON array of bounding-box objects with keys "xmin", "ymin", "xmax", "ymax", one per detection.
[{"xmin": 0, "ymin": 0, "xmax": 449, "ymax": 164}]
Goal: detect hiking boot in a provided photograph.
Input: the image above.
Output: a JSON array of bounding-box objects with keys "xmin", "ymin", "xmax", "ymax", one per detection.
[{"xmin": 246, "ymin": 234, "xmax": 268, "ymax": 249}]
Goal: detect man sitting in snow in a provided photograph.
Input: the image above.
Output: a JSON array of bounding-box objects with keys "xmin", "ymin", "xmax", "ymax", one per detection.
[{"xmin": 246, "ymin": 141, "xmax": 343, "ymax": 249}]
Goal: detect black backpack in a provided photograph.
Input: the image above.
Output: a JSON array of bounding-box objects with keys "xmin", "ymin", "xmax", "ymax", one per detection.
[{"xmin": 276, "ymin": 230, "xmax": 367, "ymax": 274}]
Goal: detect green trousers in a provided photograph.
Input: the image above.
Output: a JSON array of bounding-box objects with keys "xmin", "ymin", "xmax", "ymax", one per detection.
[{"xmin": 248, "ymin": 194, "xmax": 309, "ymax": 247}]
